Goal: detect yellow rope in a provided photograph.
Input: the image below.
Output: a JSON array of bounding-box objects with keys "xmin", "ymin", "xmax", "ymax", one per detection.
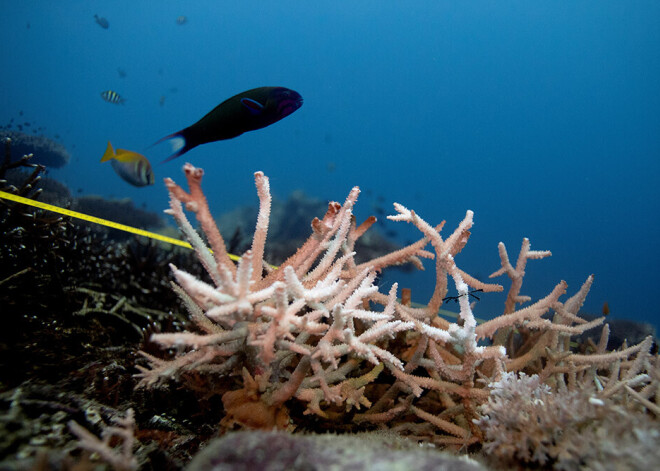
[{"xmin": 0, "ymin": 190, "xmax": 240, "ymax": 263}]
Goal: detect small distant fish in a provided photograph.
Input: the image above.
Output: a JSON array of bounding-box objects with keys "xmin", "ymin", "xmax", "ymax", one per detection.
[
  {"xmin": 101, "ymin": 141, "xmax": 154, "ymax": 187},
  {"xmin": 176, "ymin": 15, "xmax": 187, "ymax": 25},
  {"xmin": 157, "ymin": 86, "xmax": 303, "ymax": 162},
  {"xmin": 159, "ymin": 95, "xmax": 166, "ymax": 107},
  {"xmin": 100, "ymin": 90, "xmax": 125, "ymax": 104},
  {"xmin": 117, "ymin": 67, "xmax": 127, "ymax": 78},
  {"xmin": 94, "ymin": 14, "xmax": 109, "ymax": 29}
]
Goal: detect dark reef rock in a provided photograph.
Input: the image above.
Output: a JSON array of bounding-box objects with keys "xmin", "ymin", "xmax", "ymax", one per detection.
[
  {"xmin": 4, "ymin": 167, "xmax": 74, "ymax": 208},
  {"xmin": 604, "ymin": 318, "xmax": 657, "ymax": 350},
  {"xmin": 0, "ymin": 146, "xmax": 216, "ymax": 468},
  {"xmin": 1, "ymin": 131, "xmax": 71, "ymax": 168},
  {"xmin": 74, "ymin": 195, "xmax": 167, "ymax": 238},
  {"xmin": 576, "ymin": 313, "xmax": 658, "ymax": 351}
]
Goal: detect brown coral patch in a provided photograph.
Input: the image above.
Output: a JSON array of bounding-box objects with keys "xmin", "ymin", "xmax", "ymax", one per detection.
[{"xmin": 221, "ymin": 388, "xmax": 290, "ymax": 430}]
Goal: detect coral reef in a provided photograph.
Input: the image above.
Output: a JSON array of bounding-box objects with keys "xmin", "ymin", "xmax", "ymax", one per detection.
[
  {"xmin": 2, "ymin": 157, "xmax": 658, "ymax": 470},
  {"xmin": 0, "ymin": 131, "xmax": 71, "ymax": 168},
  {"xmin": 137, "ymin": 165, "xmax": 439, "ymax": 431},
  {"xmin": 136, "ymin": 164, "xmax": 658, "ymax": 458},
  {"xmin": 0, "ymin": 144, "xmax": 204, "ymax": 467},
  {"xmin": 0, "ymin": 140, "xmax": 209, "ymax": 468}
]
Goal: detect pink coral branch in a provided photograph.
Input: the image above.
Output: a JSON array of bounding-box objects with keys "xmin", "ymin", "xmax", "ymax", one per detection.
[
  {"xmin": 490, "ymin": 238, "xmax": 551, "ymax": 314},
  {"xmin": 250, "ymin": 171, "xmax": 271, "ymax": 283},
  {"xmin": 165, "ymin": 163, "xmax": 236, "ymax": 276},
  {"xmin": 355, "ymin": 236, "xmax": 433, "ymax": 273},
  {"xmin": 475, "ymin": 280, "xmax": 568, "ymax": 340}
]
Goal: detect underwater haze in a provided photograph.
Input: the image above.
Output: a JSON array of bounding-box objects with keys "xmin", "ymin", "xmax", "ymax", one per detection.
[{"xmin": 2, "ymin": 1, "xmax": 659, "ymax": 332}]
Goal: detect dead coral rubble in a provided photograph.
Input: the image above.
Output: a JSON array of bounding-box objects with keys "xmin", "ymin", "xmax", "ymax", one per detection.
[{"xmin": 136, "ymin": 164, "xmax": 658, "ymax": 452}]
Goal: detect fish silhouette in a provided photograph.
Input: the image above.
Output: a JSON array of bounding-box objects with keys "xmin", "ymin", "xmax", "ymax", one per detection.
[{"xmin": 157, "ymin": 86, "xmax": 303, "ymax": 162}]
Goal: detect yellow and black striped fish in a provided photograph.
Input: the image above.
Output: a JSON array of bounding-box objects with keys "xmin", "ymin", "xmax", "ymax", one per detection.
[{"xmin": 100, "ymin": 90, "xmax": 125, "ymax": 104}]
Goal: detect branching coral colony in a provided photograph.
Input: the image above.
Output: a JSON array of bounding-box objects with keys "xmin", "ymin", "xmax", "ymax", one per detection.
[{"xmin": 135, "ymin": 164, "xmax": 658, "ymax": 449}]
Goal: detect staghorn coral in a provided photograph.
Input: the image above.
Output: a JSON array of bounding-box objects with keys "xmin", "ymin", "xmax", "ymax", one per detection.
[
  {"xmin": 475, "ymin": 267, "xmax": 659, "ymax": 468},
  {"xmin": 135, "ymin": 165, "xmax": 436, "ymax": 430},
  {"xmin": 136, "ymin": 164, "xmax": 657, "ymax": 452}
]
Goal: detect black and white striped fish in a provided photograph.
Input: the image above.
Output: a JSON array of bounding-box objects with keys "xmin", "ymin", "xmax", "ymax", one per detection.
[{"xmin": 100, "ymin": 90, "xmax": 125, "ymax": 104}]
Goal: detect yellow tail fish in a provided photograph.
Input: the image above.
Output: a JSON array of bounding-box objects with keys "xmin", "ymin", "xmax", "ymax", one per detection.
[{"xmin": 101, "ymin": 142, "xmax": 154, "ymax": 187}]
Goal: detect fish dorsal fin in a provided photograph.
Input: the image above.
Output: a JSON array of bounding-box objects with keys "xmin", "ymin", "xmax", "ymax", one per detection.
[
  {"xmin": 100, "ymin": 141, "xmax": 115, "ymax": 162},
  {"xmin": 241, "ymin": 97, "xmax": 264, "ymax": 115}
]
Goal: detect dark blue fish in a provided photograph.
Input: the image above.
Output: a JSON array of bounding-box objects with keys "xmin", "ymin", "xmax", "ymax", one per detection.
[
  {"xmin": 157, "ymin": 86, "xmax": 303, "ymax": 162},
  {"xmin": 100, "ymin": 90, "xmax": 125, "ymax": 104},
  {"xmin": 94, "ymin": 14, "xmax": 109, "ymax": 29}
]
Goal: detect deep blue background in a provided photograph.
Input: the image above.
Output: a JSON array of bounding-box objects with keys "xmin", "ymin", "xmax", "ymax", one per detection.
[{"xmin": 2, "ymin": 1, "xmax": 659, "ymax": 331}]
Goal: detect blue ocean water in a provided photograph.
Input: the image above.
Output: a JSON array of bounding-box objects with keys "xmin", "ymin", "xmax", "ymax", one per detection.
[{"xmin": 2, "ymin": 1, "xmax": 659, "ymax": 332}]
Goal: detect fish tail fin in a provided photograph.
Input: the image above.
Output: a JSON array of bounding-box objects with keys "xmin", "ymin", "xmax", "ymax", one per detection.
[
  {"xmin": 155, "ymin": 130, "xmax": 195, "ymax": 163},
  {"xmin": 100, "ymin": 141, "xmax": 115, "ymax": 162}
]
